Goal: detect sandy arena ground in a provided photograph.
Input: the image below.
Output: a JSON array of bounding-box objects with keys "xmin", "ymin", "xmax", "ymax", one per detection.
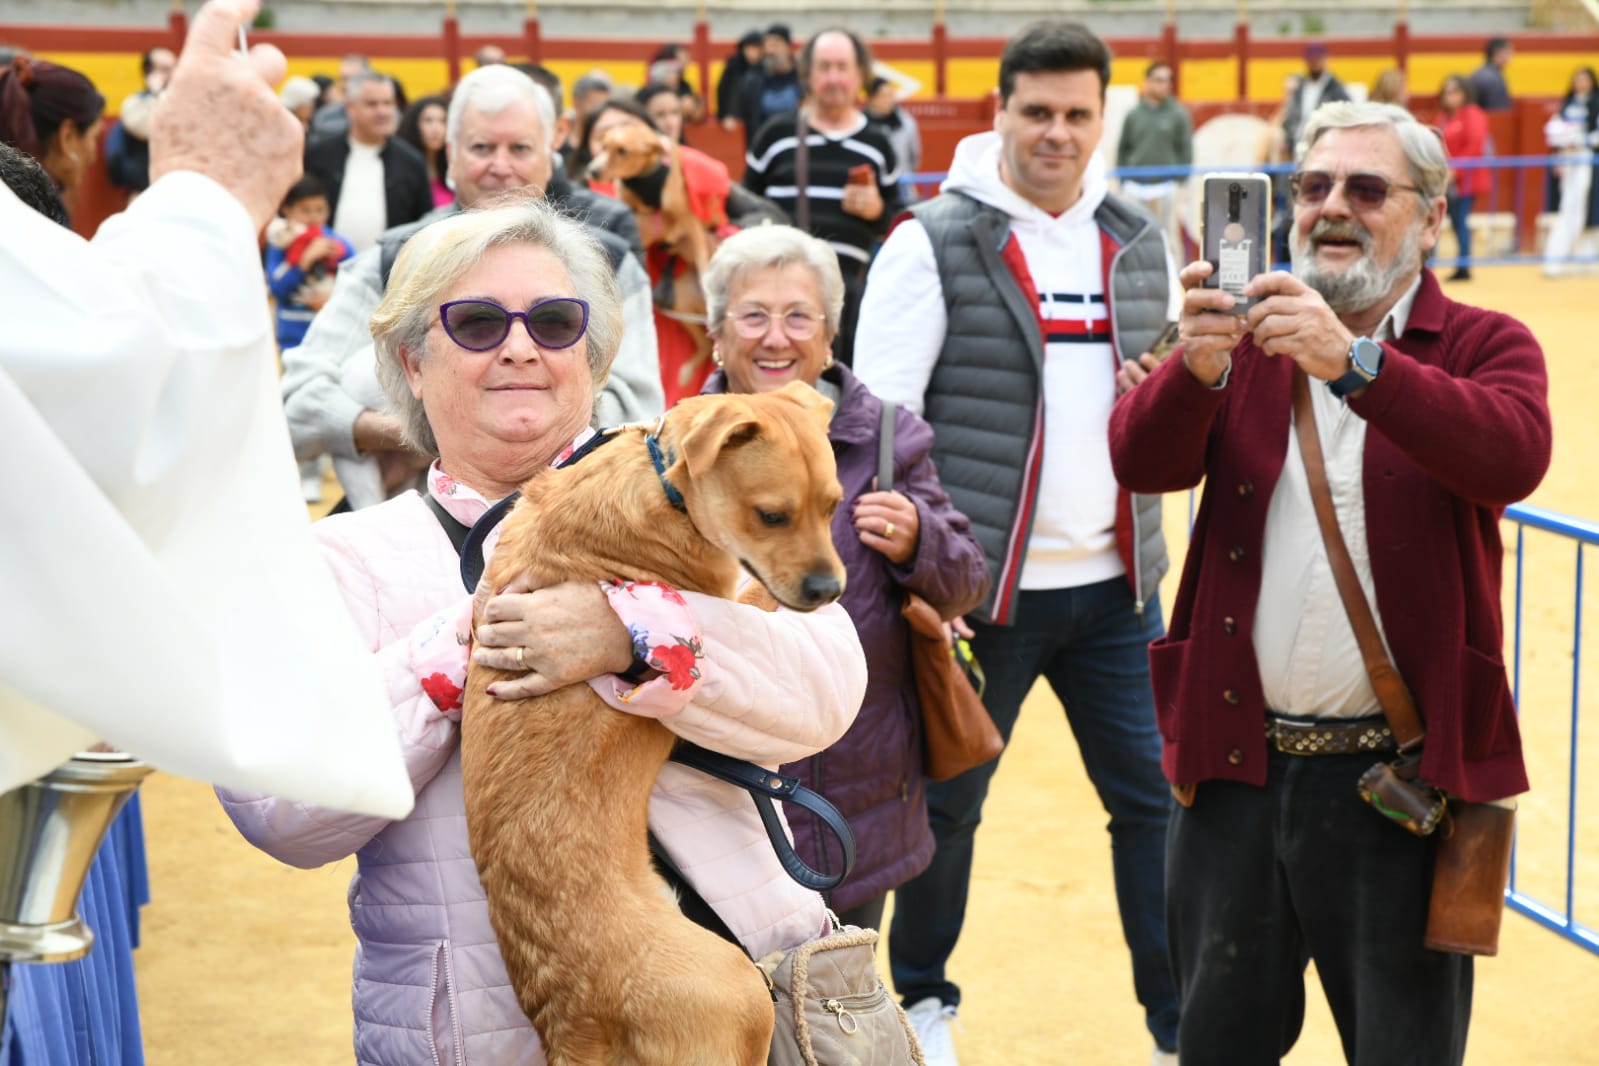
[{"xmin": 131, "ymin": 265, "xmax": 1598, "ymax": 1064}]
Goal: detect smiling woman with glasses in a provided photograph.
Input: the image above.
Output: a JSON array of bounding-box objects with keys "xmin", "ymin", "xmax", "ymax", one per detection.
[
  {"xmin": 698, "ymin": 223, "xmax": 991, "ymax": 934},
  {"xmin": 218, "ymin": 198, "xmax": 871, "ymax": 1063}
]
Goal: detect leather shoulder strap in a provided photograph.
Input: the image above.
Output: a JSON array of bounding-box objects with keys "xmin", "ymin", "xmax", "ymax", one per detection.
[
  {"xmin": 794, "ymin": 109, "xmax": 810, "ymax": 233},
  {"xmin": 877, "ymin": 400, "xmax": 896, "ymax": 489},
  {"xmin": 669, "ymin": 741, "xmax": 856, "ymax": 892},
  {"xmin": 1291, "ymin": 368, "xmax": 1426, "ymax": 750}
]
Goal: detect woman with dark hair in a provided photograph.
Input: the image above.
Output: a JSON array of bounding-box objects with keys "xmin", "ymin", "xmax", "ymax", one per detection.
[
  {"xmin": 1544, "ymin": 66, "xmax": 1599, "ymax": 276},
  {"xmin": 397, "ymin": 94, "xmax": 451, "ymax": 208},
  {"xmin": 636, "ymin": 82, "xmax": 685, "ymax": 145},
  {"xmin": 568, "ymin": 96, "xmax": 657, "ymax": 183},
  {"xmin": 0, "ymin": 56, "xmax": 105, "ymax": 210},
  {"xmin": 1436, "ymin": 73, "xmax": 1489, "ymax": 281}
]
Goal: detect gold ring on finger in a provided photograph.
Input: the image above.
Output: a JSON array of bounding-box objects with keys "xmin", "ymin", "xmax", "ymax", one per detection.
[
  {"xmin": 514, "ymin": 646, "xmax": 528, "ymax": 671},
  {"xmin": 884, "ymin": 521, "xmax": 895, "ymax": 538}
]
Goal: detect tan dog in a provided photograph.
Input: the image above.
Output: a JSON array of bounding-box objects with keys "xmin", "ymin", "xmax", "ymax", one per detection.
[{"xmin": 461, "ymin": 382, "xmax": 846, "ymax": 1066}]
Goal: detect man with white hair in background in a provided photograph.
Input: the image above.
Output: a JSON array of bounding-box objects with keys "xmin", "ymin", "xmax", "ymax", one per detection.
[
  {"xmin": 1110, "ymin": 100, "xmax": 1550, "ymax": 1065},
  {"xmin": 281, "ymin": 63, "xmax": 662, "ymax": 511}
]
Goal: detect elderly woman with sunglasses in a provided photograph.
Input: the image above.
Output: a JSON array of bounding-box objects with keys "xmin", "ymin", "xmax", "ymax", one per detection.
[
  {"xmin": 699, "ymin": 224, "xmax": 990, "ymax": 932},
  {"xmin": 217, "ymin": 201, "xmax": 866, "ymax": 1066}
]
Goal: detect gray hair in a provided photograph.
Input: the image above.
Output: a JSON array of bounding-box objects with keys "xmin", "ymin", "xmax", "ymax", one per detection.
[
  {"xmin": 702, "ymin": 224, "xmax": 846, "ymax": 337},
  {"xmin": 572, "ymin": 70, "xmax": 614, "ymax": 104},
  {"xmin": 345, "ymin": 70, "xmax": 394, "ymax": 101},
  {"xmin": 279, "ymin": 76, "xmax": 320, "ymax": 113},
  {"xmin": 1296, "ymin": 100, "xmax": 1449, "ymax": 203},
  {"xmin": 446, "ymin": 65, "xmax": 557, "ymax": 153},
  {"xmin": 370, "ymin": 200, "xmax": 623, "ymax": 457}
]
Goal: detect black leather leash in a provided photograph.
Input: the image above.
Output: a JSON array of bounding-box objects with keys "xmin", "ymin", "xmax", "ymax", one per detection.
[{"xmin": 426, "ymin": 440, "xmax": 856, "ymax": 898}]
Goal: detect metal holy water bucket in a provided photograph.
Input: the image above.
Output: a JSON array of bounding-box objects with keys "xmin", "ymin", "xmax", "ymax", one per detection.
[{"xmin": 0, "ymin": 752, "xmax": 152, "ymax": 964}]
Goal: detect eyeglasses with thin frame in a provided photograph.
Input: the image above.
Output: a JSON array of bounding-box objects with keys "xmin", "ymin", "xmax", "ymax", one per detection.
[
  {"xmin": 438, "ymin": 297, "xmax": 590, "ymax": 352},
  {"xmin": 1289, "ymin": 171, "xmax": 1422, "ymax": 211},
  {"xmin": 725, "ymin": 307, "xmax": 826, "ymax": 341}
]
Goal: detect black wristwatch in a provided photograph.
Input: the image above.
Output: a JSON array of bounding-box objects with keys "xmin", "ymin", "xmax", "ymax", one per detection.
[{"xmin": 1328, "ymin": 336, "xmax": 1384, "ymax": 398}]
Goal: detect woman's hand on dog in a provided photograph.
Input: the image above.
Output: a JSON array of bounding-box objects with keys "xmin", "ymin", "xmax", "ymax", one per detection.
[
  {"xmin": 853, "ymin": 484, "xmax": 920, "ymax": 566},
  {"xmin": 473, "ymin": 578, "xmax": 634, "ymax": 700}
]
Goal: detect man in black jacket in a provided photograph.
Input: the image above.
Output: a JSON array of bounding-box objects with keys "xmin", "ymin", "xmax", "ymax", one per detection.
[{"xmin": 303, "ymin": 71, "xmax": 432, "ymax": 253}]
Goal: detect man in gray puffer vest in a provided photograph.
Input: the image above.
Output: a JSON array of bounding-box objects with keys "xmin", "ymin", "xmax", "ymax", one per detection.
[{"xmin": 854, "ymin": 21, "xmax": 1181, "ymax": 1066}]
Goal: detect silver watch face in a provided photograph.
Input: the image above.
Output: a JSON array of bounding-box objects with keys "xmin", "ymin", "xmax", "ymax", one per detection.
[{"xmin": 1351, "ymin": 338, "xmax": 1383, "ymax": 379}]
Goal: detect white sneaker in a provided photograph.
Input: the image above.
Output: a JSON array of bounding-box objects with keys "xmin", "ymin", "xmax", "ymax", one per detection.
[
  {"xmin": 1151, "ymin": 1048, "xmax": 1179, "ymax": 1066},
  {"xmin": 903, "ymin": 997, "xmax": 960, "ymax": 1066}
]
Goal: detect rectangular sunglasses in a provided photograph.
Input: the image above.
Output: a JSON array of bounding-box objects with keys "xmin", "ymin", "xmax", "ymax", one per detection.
[{"xmin": 1289, "ymin": 171, "xmax": 1422, "ymax": 211}]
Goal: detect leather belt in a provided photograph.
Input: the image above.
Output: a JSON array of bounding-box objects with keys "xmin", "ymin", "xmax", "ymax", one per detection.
[{"xmin": 1265, "ymin": 715, "xmax": 1396, "ymax": 756}]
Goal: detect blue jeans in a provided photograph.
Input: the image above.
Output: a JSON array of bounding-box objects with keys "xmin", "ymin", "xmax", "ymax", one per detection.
[
  {"xmin": 1447, "ymin": 192, "xmax": 1475, "ymax": 269},
  {"xmin": 887, "ymin": 578, "xmax": 1179, "ymax": 1051}
]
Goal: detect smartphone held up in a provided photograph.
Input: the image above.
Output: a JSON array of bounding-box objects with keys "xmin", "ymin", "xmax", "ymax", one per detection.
[{"xmin": 1200, "ymin": 172, "xmax": 1271, "ymax": 315}]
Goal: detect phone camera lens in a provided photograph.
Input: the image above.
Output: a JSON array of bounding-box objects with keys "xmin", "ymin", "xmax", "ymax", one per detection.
[{"xmin": 1229, "ymin": 182, "xmax": 1240, "ymax": 193}]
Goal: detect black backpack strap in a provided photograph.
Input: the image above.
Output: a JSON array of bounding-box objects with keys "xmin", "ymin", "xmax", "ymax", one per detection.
[
  {"xmin": 457, "ymin": 491, "xmax": 521, "ymax": 593},
  {"xmin": 424, "ymin": 495, "xmax": 471, "ymax": 557},
  {"xmin": 669, "ymin": 741, "xmax": 856, "ymax": 892}
]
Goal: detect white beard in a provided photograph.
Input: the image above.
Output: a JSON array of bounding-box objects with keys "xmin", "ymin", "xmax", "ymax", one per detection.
[{"xmin": 1291, "ymin": 222, "xmax": 1421, "ymax": 316}]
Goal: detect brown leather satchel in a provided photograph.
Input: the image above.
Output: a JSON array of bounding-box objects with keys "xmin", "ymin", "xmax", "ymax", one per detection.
[
  {"xmin": 879, "ymin": 402, "xmax": 1004, "ymax": 782},
  {"xmin": 1293, "ymin": 369, "xmax": 1513, "ymax": 956},
  {"xmin": 902, "ymin": 591, "xmax": 1004, "ymax": 780}
]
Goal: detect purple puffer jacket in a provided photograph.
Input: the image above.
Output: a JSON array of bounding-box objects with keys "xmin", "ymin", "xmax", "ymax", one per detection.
[{"xmin": 704, "ymin": 365, "xmax": 990, "ymax": 911}]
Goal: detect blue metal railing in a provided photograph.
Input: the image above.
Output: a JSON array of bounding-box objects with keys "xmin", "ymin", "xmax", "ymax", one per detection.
[{"xmin": 1502, "ymin": 502, "xmax": 1599, "ymax": 955}]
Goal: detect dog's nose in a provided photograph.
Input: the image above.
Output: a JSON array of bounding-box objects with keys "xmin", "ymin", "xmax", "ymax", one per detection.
[{"xmin": 800, "ymin": 573, "xmax": 843, "ymax": 607}]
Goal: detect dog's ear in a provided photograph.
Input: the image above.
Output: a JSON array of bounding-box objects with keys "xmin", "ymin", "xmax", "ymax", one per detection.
[
  {"xmin": 677, "ymin": 400, "xmax": 762, "ymax": 479},
  {"xmin": 771, "ymin": 380, "xmax": 834, "ymax": 426}
]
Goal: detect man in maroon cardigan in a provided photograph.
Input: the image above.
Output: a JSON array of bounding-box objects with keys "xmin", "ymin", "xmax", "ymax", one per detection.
[{"xmin": 1109, "ymin": 100, "xmax": 1551, "ymax": 1065}]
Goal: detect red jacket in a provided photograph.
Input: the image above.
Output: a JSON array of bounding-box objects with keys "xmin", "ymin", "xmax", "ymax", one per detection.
[
  {"xmin": 1108, "ymin": 270, "xmax": 1550, "ymax": 801},
  {"xmin": 1440, "ymin": 104, "xmax": 1492, "ymax": 198}
]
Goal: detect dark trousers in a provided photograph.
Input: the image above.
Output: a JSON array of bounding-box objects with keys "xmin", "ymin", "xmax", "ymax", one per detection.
[
  {"xmin": 1447, "ymin": 193, "xmax": 1476, "ymax": 269},
  {"xmin": 1169, "ymin": 748, "xmax": 1473, "ymax": 1066},
  {"xmin": 887, "ymin": 578, "xmax": 1178, "ymax": 1051},
  {"xmin": 836, "ymin": 894, "xmax": 887, "ymax": 932}
]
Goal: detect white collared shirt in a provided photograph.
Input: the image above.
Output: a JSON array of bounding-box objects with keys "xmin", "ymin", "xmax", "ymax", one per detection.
[{"xmin": 1252, "ymin": 276, "xmax": 1422, "ymax": 719}]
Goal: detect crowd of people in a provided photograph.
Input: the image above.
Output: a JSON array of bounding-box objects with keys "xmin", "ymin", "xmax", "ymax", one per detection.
[{"xmin": 0, "ymin": 5, "xmax": 1572, "ymax": 1065}]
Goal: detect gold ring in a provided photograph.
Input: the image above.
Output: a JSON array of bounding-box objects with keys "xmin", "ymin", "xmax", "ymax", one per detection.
[
  {"xmin": 514, "ymin": 646, "xmax": 528, "ymax": 670},
  {"xmin": 884, "ymin": 521, "xmax": 895, "ymax": 538}
]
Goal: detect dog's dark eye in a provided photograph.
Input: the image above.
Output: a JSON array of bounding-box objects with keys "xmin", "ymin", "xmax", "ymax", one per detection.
[
  {"xmin": 756, "ymin": 509, "xmax": 788, "ymax": 528},
  {"xmin": 826, "ymin": 500, "xmax": 840, "ymax": 518}
]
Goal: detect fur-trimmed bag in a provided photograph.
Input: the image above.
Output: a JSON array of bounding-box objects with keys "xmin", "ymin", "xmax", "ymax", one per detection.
[{"xmin": 758, "ymin": 923, "xmax": 925, "ymax": 1066}]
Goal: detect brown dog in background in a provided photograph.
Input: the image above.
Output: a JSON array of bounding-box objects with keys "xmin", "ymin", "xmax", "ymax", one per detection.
[
  {"xmin": 460, "ymin": 382, "xmax": 846, "ymax": 1066},
  {"xmin": 586, "ymin": 122, "xmax": 718, "ymax": 279}
]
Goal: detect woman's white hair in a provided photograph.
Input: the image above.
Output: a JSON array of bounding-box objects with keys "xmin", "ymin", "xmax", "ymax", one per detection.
[
  {"xmin": 1297, "ymin": 100, "xmax": 1450, "ymax": 203},
  {"xmin": 370, "ymin": 199, "xmax": 622, "ymax": 456},
  {"xmin": 701, "ymin": 224, "xmax": 846, "ymax": 335}
]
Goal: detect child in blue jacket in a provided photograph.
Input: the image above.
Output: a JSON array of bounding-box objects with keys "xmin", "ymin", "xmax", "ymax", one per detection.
[{"xmin": 265, "ymin": 175, "xmax": 354, "ymax": 349}]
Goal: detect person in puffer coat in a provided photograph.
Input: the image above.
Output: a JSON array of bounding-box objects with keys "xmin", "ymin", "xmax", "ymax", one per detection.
[
  {"xmin": 217, "ymin": 200, "xmax": 867, "ymax": 1066},
  {"xmin": 701, "ymin": 223, "xmax": 990, "ymax": 929}
]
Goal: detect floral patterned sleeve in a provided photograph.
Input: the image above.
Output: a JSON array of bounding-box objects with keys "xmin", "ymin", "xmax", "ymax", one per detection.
[
  {"xmin": 589, "ymin": 579, "xmax": 703, "ymax": 717},
  {"xmin": 411, "ymin": 596, "xmax": 475, "ymax": 722}
]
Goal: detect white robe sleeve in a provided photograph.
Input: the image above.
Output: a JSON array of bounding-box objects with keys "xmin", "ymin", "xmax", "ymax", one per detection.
[{"xmin": 0, "ymin": 174, "xmax": 412, "ymax": 819}]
